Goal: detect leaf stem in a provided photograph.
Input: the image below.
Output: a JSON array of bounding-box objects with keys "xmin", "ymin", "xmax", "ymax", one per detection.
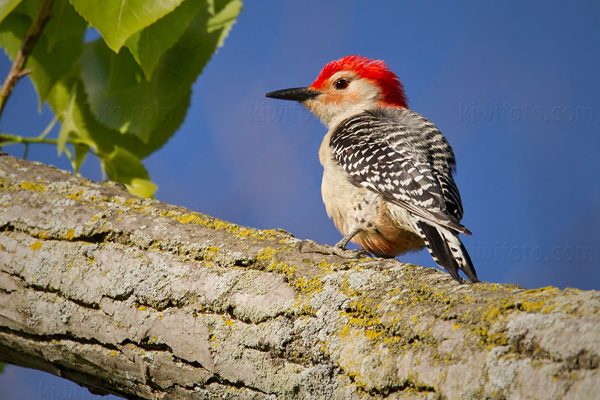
[
  {"xmin": 1, "ymin": 133, "xmax": 59, "ymax": 146},
  {"xmin": 1, "ymin": 133, "xmax": 90, "ymax": 148},
  {"xmin": 1, "ymin": 133, "xmax": 93, "ymax": 175},
  {"xmin": 0, "ymin": 0, "xmax": 55, "ymax": 136}
]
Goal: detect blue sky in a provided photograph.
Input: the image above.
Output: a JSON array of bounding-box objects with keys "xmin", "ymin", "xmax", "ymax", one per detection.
[{"xmin": 1, "ymin": 1, "xmax": 600, "ymax": 398}]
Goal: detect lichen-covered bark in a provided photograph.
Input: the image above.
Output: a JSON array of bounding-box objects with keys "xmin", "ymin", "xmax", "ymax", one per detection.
[{"xmin": 0, "ymin": 153, "xmax": 598, "ymax": 400}]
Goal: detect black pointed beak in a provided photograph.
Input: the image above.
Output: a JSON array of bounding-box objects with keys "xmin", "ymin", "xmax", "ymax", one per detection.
[{"xmin": 265, "ymin": 87, "xmax": 321, "ymax": 102}]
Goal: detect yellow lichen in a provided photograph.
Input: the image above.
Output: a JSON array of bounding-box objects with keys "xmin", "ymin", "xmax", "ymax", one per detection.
[
  {"xmin": 237, "ymin": 228, "xmax": 253, "ymax": 237},
  {"xmin": 488, "ymin": 331, "xmax": 509, "ymax": 346},
  {"xmin": 177, "ymin": 214, "xmax": 198, "ymax": 224},
  {"xmin": 67, "ymin": 190, "xmax": 85, "ymax": 201},
  {"xmin": 294, "ymin": 274, "xmax": 323, "ymax": 294},
  {"xmin": 519, "ymin": 298, "xmax": 557, "ymax": 314},
  {"xmin": 19, "ymin": 181, "xmax": 46, "ymax": 192},
  {"xmin": 256, "ymin": 247, "xmax": 277, "ymax": 261},
  {"xmin": 523, "ymin": 286, "xmax": 559, "ymax": 295},
  {"xmin": 365, "ymin": 329, "xmax": 384, "ymax": 340},
  {"xmin": 30, "ymin": 241, "xmax": 43, "ymax": 251},
  {"xmin": 203, "ymin": 246, "xmax": 220, "ymax": 261},
  {"xmin": 483, "ymin": 304, "xmax": 504, "ymax": 321}
]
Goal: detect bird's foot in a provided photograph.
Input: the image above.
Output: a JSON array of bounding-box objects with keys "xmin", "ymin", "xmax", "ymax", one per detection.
[{"xmin": 298, "ymin": 239, "xmax": 371, "ymax": 259}]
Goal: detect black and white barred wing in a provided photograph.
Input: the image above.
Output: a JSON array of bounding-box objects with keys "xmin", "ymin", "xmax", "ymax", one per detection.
[
  {"xmin": 330, "ymin": 111, "xmax": 469, "ymax": 234},
  {"xmin": 330, "ymin": 109, "xmax": 478, "ymax": 282},
  {"xmin": 383, "ymin": 107, "xmax": 465, "ymax": 223}
]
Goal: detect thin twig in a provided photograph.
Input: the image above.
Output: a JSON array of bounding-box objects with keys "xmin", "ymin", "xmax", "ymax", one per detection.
[
  {"xmin": 0, "ymin": 133, "xmax": 89, "ymax": 147},
  {"xmin": 18, "ymin": 68, "xmax": 34, "ymax": 78},
  {"xmin": 0, "ymin": 134, "xmax": 59, "ymax": 146},
  {"xmin": 1, "ymin": 131, "xmax": 95, "ymax": 174},
  {"xmin": 0, "ymin": 0, "xmax": 55, "ymax": 137}
]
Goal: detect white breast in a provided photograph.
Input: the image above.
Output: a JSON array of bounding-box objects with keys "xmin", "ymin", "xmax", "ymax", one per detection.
[
  {"xmin": 319, "ymin": 129, "xmax": 378, "ymax": 235},
  {"xmin": 318, "ymin": 128, "xmax": 425, "ymax": 257}
]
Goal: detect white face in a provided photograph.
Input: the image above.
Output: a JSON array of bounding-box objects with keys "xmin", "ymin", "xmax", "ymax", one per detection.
[{"xmin": 305, "ymin": 71, "xmax": 383, "ymax": 128}]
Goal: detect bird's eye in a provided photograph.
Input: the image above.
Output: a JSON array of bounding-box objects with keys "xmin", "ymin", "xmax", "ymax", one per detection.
[{"xmin": 334, "ymin": 79, "xmax": 349, "ymax": 90}]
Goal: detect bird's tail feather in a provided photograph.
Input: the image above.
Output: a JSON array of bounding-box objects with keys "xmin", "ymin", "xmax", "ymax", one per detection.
[{"xmin": 416, "ymin": 220, "xmax": 479, "ymax": 283}]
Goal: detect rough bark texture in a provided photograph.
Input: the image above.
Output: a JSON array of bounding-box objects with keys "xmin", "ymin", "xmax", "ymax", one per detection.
[{"xmin": 0, "ymin": 153, "xmax": 598, "ymax": 400}]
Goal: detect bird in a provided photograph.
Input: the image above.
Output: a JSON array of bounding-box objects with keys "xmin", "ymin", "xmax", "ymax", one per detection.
[{"xmin": 265, "ymin": 55, "xmax": 478, "ymax": 283}]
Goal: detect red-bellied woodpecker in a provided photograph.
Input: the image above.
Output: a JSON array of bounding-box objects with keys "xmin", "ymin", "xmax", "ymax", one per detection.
[{"xmin": 265, "ymin": 55, "xmax": 478, "ymax": 283}]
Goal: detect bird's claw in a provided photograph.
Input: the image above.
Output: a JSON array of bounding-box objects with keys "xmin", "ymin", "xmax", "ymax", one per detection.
[
  {"xmin": 298, "ymin": 239, "xmax": 371, "ymax": 259},
  {"xmin": 332, "ymin": 246, "xmax": 372, "ymax": 259}
]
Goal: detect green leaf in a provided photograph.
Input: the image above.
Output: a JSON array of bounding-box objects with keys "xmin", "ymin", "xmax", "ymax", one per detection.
[
  {"xmin": 102, "ymin": 146, "xmax": 157, "ymax": 198},
  {"xmin": 73, "ymin": 143, "xmax": 89, "ymax": 171},
  {"xmin": 50, "ymin": 72, "xmax": 191, "ymax": 160},
  {"xmin": 49, "ymin": 78, "xmax": 157, "ymax": 197},
  {"xmin": 49, "ymin": 75, "xmax": 126, "ymax": 154},
  {"xmin": 0, "ymin": 0, "xmax": 241, "ymax": 199},
  {"xmin": 12, "ymin": 0, "xmax": 37, "ymax": 17},
  {"xmin": 69, "ymin": 0, "xmax": 185, "ymax": 52},
  {"xmin": 0, "ymin": 11, "xmax": 83, "ymax": 103},
  {"xmin": 155, "ymin": 0, "xmax": 241, "ymax": 95},
  {"xmin": 8, "ymin": 0, "xmax": 87, "ymax": 51},
  {"xmin": 207, "ymin": 0, "xmax": 241, "ymax": 48},
  {"xmin": 0, "ymin": 362, "xmax": 5, "ymax": 373},
  {"xmin": 49, "ymin": 74, "xmax": 119, "ymax": 154},
  {"xmin": 79, "ymin": 2, "xmax": 239, "ymax": 142},
  {"xmin": 126, "ymin": 178, "xmax": 158, "ymax": 198},
  {"xmin": 44, "ymin": 0, "xmax": 87, "ymax": 51},
  {"xmin": 56, "ymin": 85, "xmax": 77, "ymax": 155},
  {"xmin": 0, "ymin": 0, "xmax": 22, "ymax": 25},
  {"xmin": 125, "ymin": 0, "xmax": 205, "ymax": 80},
  {"xmin": 107, "ymin": 46, "xmax": 144, "ymax": 95},
  {"xmin": 79, "ymin": 39, "xmax": 174, "ymax": 140}
]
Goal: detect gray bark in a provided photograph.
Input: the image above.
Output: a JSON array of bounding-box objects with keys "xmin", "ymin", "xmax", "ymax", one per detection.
[{"xmin": 0, "ymin": 153, "xmax": 598, "ymax": 400}]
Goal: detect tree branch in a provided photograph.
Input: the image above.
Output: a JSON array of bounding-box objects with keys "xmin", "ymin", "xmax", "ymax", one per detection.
[
  {"xmin": 0, "ymin": 153, "xmax": 598, "ymax": 399},
  {"xmin": 0, "ymin": 0, "xmax": 54, "ymax": 127}
]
